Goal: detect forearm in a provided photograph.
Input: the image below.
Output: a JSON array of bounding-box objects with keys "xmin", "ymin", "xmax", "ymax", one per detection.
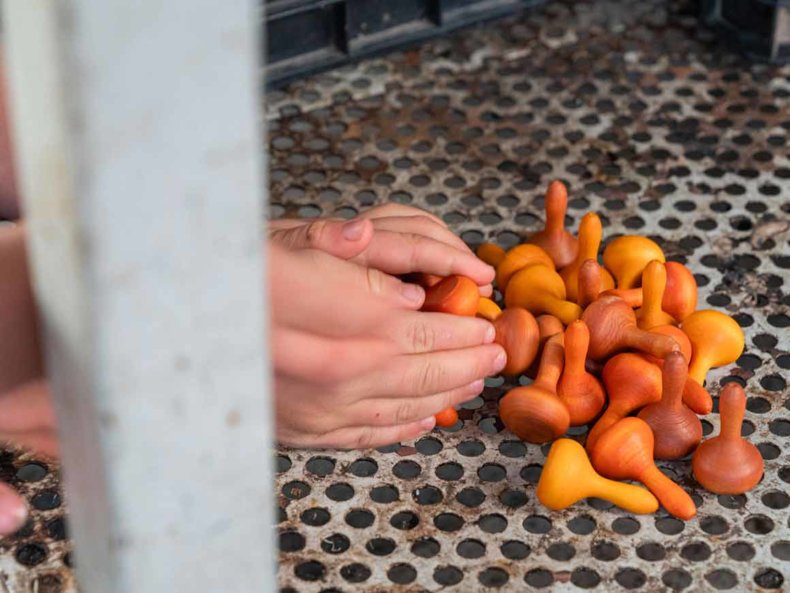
[
  {"xmin": 0, "ymin": 224, "xmax": 43, "ymax": 392},
  {"xmin": 0, "ymin": 45, "xmax": 19, "ymax": 221}
]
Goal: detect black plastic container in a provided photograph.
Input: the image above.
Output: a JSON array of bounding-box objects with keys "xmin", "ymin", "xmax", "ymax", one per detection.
[
  {"xmin": 702, "ymin": 0, "xmax": 790, "ymax": 63},
  {"xmin": 265, "ymin": 0, "xmax": 545, "ymax": 87}
]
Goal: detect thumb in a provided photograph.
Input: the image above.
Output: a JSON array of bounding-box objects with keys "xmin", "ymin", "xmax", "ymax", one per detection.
[{"xmin": 270, "ymin": 219, "xmax": 374, "ymax": 259}]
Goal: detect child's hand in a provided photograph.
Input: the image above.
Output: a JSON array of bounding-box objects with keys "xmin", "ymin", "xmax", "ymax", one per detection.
[
  {"xmin": 270, "ymin": 242, "xmax": 505, "ymax": 449},
  {"xmin": 269, "ymin": 204, "xmax": 494, "ymax": 296}
]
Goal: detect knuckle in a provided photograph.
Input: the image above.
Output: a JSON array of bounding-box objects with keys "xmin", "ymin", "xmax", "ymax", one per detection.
[
  {"xmin": 394, "ymin": 400, "xmax": 417, "ymax": 425},
  {"xmin": 409, "ymin": 320, "xmax": 436, "ymax": 352},
  {"xmin": 404, "ymin": 234, "xmax": 425, "ymax": 267},
  {"xmin": 304, "ymin": 221, "xmax": 326, "ymax": 247},
  {"xmin": 441, "ymin": 389, "xmax": 458, "ymax": 410},
  {"xmin": 415, "ymin": 360, "xmax": 442, "ymax": 395},
  {"xmin": 271, "ymin": 229, "xmax": 296, "ymax": 249},
  {"xmin": 353, "ymin": 428, "xmax": 375, "ymax": 450}
]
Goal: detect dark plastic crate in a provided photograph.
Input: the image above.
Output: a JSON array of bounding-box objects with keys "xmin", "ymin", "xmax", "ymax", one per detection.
[
  {"xmin": 264, "ymin": 0, "xmax": 546, "ymax": 87},
  {"xmin": 702, "ymin": 0, "xmax": 790, "ymax": 63}
]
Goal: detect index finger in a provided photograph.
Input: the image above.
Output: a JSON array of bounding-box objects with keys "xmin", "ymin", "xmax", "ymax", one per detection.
[
  {"xmin": 359, "ymin": 203, "xmax": 448, "ymax": 228},
  {"xmin": 270, "ymin": 245, "xmax": 427, "ymax": 337},
  {"xmin": 381, "ymin": 310, "xmax": 496, "ymax": 354},
  {"xmin": 353, "ymin": 230, "xmax": 495, "ymax": 288}
]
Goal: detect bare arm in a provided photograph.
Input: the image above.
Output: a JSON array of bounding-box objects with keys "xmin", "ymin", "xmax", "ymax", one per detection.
[
  {"xmin": 0, "ymin": 223, "xmax": 43, "ymax": 392},
  {"xmin": 0, "ymin": 46, "xmax": 19, "ymax": 221}
]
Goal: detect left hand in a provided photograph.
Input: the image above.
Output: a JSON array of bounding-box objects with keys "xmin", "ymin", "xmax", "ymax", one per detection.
[{"xmin": 269, "ymin": 203, "xmax": 494, "ymax": 296}]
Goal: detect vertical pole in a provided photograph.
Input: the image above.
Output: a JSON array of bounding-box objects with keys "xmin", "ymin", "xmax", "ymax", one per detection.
[{"xmin": 3, "ymin": 1, "xmax": 274, "ymax": 592}]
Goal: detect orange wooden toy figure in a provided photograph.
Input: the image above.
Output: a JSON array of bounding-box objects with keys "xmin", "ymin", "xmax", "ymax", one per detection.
[
  {"xmin": 527, "ymin": 180, "xmax": 578, "ymax": 268},
  {"xmin": 591, "ymin": 417, "xmax": 697, "ymax": 520},
  {"xmin": 692, "ymin": 383, "xmax": 764, "ymax": 494},
  {"xmin": 557, "ymin": 320, "xmax": 605, "ymax": 426},
  {"xmin": 499, "ymin": 335, "xmax": 570, "ymax": 444}
]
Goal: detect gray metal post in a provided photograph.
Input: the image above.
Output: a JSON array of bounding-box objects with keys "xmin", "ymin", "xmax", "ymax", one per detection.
[{"xmin": 3, "ymin": 1, "xmax": 274, "ymax": 592}]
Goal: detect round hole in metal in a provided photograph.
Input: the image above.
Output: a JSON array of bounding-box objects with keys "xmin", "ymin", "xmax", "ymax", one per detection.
[
  {"xmin": 15, "ymin": 463, "xmax": 47, "ymax": 483},
  {"xmin": 282, "ymin": 480, "xmax": 311, "ymax": 500},
  {"xmin": 616, "ymin": 567, "xmax": 647, "ymax": 589},
  {"xmin": 571, "ymin": 567, "xmax": 601, "ymax": 589},
  {"xmin": 479, "ymin": 567, "xmax": 509, "ymax": 588},
  {"xmin": 321, "ymin": 533, "xmax": 350, "ymax": 555},
  {"xmin": 744, "ymin": 514, "xmax": 774, "ymax": 534},
  {"xmin": 500, "ymin": 540, "xmax": 530, "ymax": 560},
  {"xmin": 433, "ymin": 565, "xmax": 463, "ymax": 586},
  {"xmin": 392, "ymin": 460, "xmax": 421, "ymax": 480},
  {"xmin": 567, "ymin": 514, "xmax": 596, "ymax": 535},
  {"xmin": 662, "ymin": 568, "xmax": 692, "ymax": 590},
  {"xmin": 591, "ymin": 540, "xmax": 620, "ymax": 561},
  {"xmin": 523, "ymin": 514, "xmax": 551, "ymax": 534},
  {"xmin": 456, "ymin": 539, "xmax": 485, "ymax": 559},
  {"xmin": 387, "ymin": 563, "xmax": 416, "ymax": 584},
  {"xmin": 300, "ymin": 507, "xmax": 331, "ymax": 527},
  {"xmin": 478, "ymin": 513, "xmax": 507, "ymax": 534},
  {"xmin": 680, "ymin": 541, "xmax": 712, "ymax": 562},
  {"xmin": 294, "ymin": 560, "xmax": 325, "ymax": 582},
  {"xmin": 705, "ymin": 569, "xmax": 738, "ymax": 590},
  {"xmin": 344, "ymin": 509, "xmax": 374, "ymax": 529},
  {"xmin": 547, "ymin": 542, "xmax": 575, "ymax": 561},
  {"xmin": 456, "ymin": 487, "xmax": 486, "ymax": 508},
  {"xmin": 370, "ymin": 485, "xmax": 399, "ymax": 504},
  {"xmin": 389, "ymin": 510, "xmax": 419, "ymax": 530},
  {"xmin": 412, "ymin": 485, "xmax": 443, "ymax": 505},
  {"xmin": 340, "ymin": 563, "xmax": 371, "ymax": 583},
  {"xmin": 435, "ymin": 462, "xmax": 464, "ymax": 481},
  {"xmin": 325, "ymin": 482, "xmax": 354, "ymax": 502},
  {"xmin": 410, "ymin": 536, "xmax": 441, "ymax": 558},
  {"xmin": 753, "ymin": 568, "xmax": 784, "ymax": 589},
  {"xmin": 612, "ymin": 516, "xmax": 640, "ymax": 535},
  {"xmin": 305, "ymin": 456, "xmax": 335, "ymax": 476},
  {"xmin": 349, "ymin": 458, "xmax": 378, "ymax": 477},
  {"xmin": 279, "ymin": 530, "xmax": 305, "ymax": 553},
  {"xmin": 365, "ymin": 537, "xmax": 396, "ymax": 556}
]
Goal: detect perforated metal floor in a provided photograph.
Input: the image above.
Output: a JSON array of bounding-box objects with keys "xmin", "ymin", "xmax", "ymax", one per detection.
[
  {"xmin": 269, "ymin": 0, "xmax": 789, "ymax": 591},
  {"xmin": 0, "ymin": 0, "xmax": 787, "ymax": 592}
]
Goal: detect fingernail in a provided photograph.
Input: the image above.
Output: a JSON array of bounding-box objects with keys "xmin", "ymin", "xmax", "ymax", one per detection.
[
  {"xmin": 493, "ymin": 350, "xmax": 507, "ymax": 372},
  {"xmin": 419, "ymin": 416, "xmax": 436, "ymax": 431},
  {"xmin": 0, "ymin": 499, "xmax": 27, "ymax": 535},
  {"xmin": 484, "ymin": 324, "xmax": 496, "ymax": 343},
  {"xmin": 401, "ymin": 283, "xmax": 425, "ymax": 305},
  {"xmin": 467, "ymin": 379, "xmax": 484, "ymax": 394},
  {"xmin": 342, "ymin": 219, "xmax": 366, "ymax": 241}
]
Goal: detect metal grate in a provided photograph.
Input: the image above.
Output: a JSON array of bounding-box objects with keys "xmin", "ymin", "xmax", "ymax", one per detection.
[
  {"xmin": 0, "ymin": 0, "xmax": 787, "ymax": 591},
  {"xmin": 269, "ymin": 0, "xmax": 789, "ymax": 591}
]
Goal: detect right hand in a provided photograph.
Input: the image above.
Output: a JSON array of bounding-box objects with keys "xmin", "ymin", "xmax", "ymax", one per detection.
[{"xmin": 270, "ymin": 242, "xmax": 505, "ymax": 449}]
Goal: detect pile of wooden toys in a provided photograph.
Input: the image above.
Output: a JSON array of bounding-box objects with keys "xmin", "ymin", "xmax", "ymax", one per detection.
[{"xmin": 420, "ymin": 180, "xmax": 763, "ymax": 520}]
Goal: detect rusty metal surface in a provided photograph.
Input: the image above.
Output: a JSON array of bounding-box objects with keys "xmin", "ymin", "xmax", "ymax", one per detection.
[
  {"xmin": 0, "ymin": 0, "xmax": 786, "ymax": 591},
  {"xmin": 0, "ymin": 450, "xmax": 73, "ymax": 593},
  {"xmin": 269, "ymin": 0, "xmax": 790, "ymax": 591}
]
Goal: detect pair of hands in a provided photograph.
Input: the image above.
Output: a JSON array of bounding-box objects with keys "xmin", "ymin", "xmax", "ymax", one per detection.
[
  {"xmin": 0, "ymin": 204, "xmax": 505, "ymax": 536},
  {"xmin": 269, "ymin": 204, "xmax": 505, "ymax": 449}
]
